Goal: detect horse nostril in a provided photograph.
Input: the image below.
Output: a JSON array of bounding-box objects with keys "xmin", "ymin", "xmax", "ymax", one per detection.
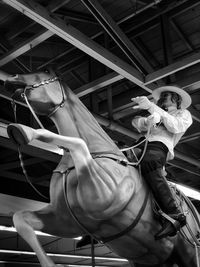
[
  {"xmin": 4, "ymin": 80, "xmax": 26, "ymax": 93},
  {"xmin": 11, "ymin": 88, "xmax": 25, "ymax": 101}
]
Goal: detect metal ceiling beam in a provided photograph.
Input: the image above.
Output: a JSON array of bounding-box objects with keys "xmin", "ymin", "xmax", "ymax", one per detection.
[
  {"xmin": 0, "ymin": 158, "xmax": 44, "ymax": 171},
  {"xmin": 6, "ymin": 0, "xmax": 73, "ymax": 41},
  {"xmin": 73, "ymin": 70, "xmax": 200, "ymax": 123},
  {"xmin": 56, "ymin": 9, "xmax": 98, "ymax": 24},
  {"xmin": 125, "ymin": 0, "xmax": 200, "ymax": 37},
  {"xmin": 160, "ymin": 14, "xmax": 175, "ymax": 83},
  {"xmin": 74, "ymin": 72, "xmax": 124, "ymax": 97},
  {"xmin": 145, "ymin": 51, "xmax": 200, "ymax": 85},
  {"xmin": 29, "ymin": 1, "xmax": 166, "ymax": 71},
  {"xmin": 1, "ymin": 115, "xmax": 200, "ymax": 170},
  {"xmin": 180, "ymin": 133, "xmax": 200, "ymax": 144},
  {"xmin": 0, "ymin": 35, "xmax": 31, "ymax": 72},
  {"xmin": 0, "ymin": 29, "xmax": 53, "ymax": 67},
  {"xmin": 175, "ymin": 152, "xmax": 200, "ymax": 168},
  {"xmin": 170, "ymin": 18, "xmax": 194, "ymax": 52},
  {"xmin": 38, "ymin": 0, "xmax": 200, "ymax": 77},
  {"xmin": 80, "ymin": 0, "xmax": 153, "ymax": 74},
  {"xmin": 3, "ymin": 0, "xmax": 152, "ymax": 93}
]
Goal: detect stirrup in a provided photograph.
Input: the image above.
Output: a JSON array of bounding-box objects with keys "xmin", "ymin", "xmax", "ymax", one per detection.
[
  {"xmin": 155, "ymin": 210, "xmax": 186, "ymax": 240},
  {"xmin": 158, "ymin": 210, "xmax": 178, "ymax": 226},
  {"xmin": 155, "ymin": 220, "xmax": 181, "ymax": 240}
]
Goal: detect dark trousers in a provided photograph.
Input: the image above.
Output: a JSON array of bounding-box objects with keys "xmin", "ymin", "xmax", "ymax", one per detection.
[
  {"xmin": 139, "ymin": 141, "xmax": 180, "ymax": 215},
  {"xmin": 140, "ymin": 141, "xmax": 168, "ymax": 173}
]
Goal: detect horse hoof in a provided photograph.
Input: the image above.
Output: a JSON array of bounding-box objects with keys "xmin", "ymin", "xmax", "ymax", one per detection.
[{"xmin": 7, "ymin": 123, "xmax": 35, "ymax": 145}]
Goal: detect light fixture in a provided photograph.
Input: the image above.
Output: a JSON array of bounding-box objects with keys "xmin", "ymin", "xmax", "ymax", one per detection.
[
  {"xmin": 0, "ymin": 225, "xmax": 81, "ymax": 240},
  {"xmin": 0, "ymin": 249, "xmax": 128, "ymax": 262},
  {"xmin": 170, "ymin": 182, "xmax": 200, "ymax": 201},
  {"xmin": 0, "ymin": 261, "xmax": 110, "ymax": 267}
]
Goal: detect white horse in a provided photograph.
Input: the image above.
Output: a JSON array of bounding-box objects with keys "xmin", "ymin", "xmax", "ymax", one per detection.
[{"xmin": 0, "ymin": 69, "xmax": 200, "ymax": 267}]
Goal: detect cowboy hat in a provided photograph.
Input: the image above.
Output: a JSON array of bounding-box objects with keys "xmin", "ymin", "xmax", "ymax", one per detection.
[{"xmin": 152, "ymin": 86, "xmax": 192, "ymax": 109}]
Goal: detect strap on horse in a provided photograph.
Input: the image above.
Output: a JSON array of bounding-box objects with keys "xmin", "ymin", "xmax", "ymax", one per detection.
[{"xmin": 59, "ymin": 156, "xmax": 149, "ymax": 244}]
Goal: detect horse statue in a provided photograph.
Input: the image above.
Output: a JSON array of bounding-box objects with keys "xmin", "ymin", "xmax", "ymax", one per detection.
[{"xmin": 0, "ymin": 69, "xmax": 200, "ymax": 267}]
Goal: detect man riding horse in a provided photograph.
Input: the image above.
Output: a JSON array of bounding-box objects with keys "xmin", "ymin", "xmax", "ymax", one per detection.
[
  {"xmin": 131, "ymin": 86, "xmax": 193, "ymax": 240},
  {"xmin": 77, "ymin": 86, "xmax": 193, "ymax": 247}
]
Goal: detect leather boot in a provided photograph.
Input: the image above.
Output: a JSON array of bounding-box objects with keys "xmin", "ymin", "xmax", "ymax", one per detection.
[
  {"xmin": 144, "ymin": 169, "xmax": 186, "ymax": 240},
  {"xmin": 155, "ymin": 213, "xmax": 186, "ymax": 240}
]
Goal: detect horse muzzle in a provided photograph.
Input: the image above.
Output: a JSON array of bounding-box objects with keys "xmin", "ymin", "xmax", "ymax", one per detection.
[{"xmin": 4, "ymin": 80, "xmax": 26, "ymax": 94}]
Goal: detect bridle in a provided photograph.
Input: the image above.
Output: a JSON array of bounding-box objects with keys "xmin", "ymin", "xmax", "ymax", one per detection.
[
  {"xmin": 10, "ymin": 75, "xmax": 66, "ymax": 200},
  {"xmin": 21, "ymin": 76, "xmax": 66, "ymax": 128}
]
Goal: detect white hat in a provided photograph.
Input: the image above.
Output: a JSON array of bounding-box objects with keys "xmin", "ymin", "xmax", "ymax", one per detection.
[{"xmin": 152, "ymin": 86, "xmax": 192, "ymax": 109}]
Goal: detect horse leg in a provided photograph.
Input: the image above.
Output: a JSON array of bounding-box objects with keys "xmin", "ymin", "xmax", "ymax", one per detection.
[
  {"xmin": 13, "ymin": 205, "xmax": 66, "ymax": 267},
  {"xmin": 7, "ymin": 124, "xmax": 92, "ymax": 167},
  {"xmin": 8, "ymin": 124, "xmax": 134, "ymax": 218}
]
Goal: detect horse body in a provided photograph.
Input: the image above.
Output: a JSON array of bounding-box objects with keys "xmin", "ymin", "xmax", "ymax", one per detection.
[{"xmin": 1, "ymin": 70, "xmax": 199, "ymax": 267}]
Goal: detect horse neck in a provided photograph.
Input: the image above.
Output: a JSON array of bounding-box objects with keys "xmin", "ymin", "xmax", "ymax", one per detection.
[{"xmin": 50, "ymin": 85, "xmax": 123, "ymax": 156}]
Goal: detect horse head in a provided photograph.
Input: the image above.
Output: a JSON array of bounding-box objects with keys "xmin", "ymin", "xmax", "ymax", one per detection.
[{"xmin": 4, "ymin": 69, "xmax": 65, "ymax": 117}]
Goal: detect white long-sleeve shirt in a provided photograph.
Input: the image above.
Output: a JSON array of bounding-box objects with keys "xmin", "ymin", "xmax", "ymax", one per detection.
[{"xmin": 132, "ymin": 104, "xmax": 193, "ymax": 160}]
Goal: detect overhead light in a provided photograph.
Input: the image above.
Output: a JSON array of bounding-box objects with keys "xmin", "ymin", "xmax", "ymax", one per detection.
[
  {"xmin": 0, "ymin": 249, "xmax": 128, "ymax": 262},
  {"xmin": 170, "ymin": 182, "xmax": 200, "ymax": 201},
  {"xmin": 0, "ymin": 226, "xmax": 81, "ymax": 240},
  {"xmin": 0, "ymin": 261, "xmax": 109, "ymax": 267}
]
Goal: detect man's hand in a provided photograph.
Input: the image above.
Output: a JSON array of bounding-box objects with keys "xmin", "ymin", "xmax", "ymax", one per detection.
[
  {"xmin": 131, "ymin": 96, "xmax": 152, "ymax": 110},
  {"xmin": 146, "ymin": 112, "xmax": 161, "ymax": 127}
]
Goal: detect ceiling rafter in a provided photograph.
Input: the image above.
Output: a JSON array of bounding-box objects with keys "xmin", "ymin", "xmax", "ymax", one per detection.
[
  {"xmin": 80, "ymin": 0, "xmax": 154, "ymax": 75},
  {"xmin": 2, "ymin": 0, "xmax": 151, "ymax": 92},
  {"xmin": 170, "ymin": 18, "xmax": 194, "ymax": 52},
  {"xmin": 35, "ymin": 1, "xmax": 166, "ymax": 71},
  {"xmin": 160, "ymin": 14, "xmax": 175, "ymax": 83},
  {"xmin": 0, "ymin": 1, "xmax": 198, "ymax": 172},
  {"xmin": 34, "ymin": 0, "xmax": 199, "ymax": 75},
  {"xmin": 0, "ymin": 29, "xmax": 53, "ymax": 67},
  {"xmin": 145, "ymin": 51, "xmax": 200, "ymax": 85},
  {"xmin": 3, "ymin": 0, "xmax": 199, "ymax": 96},
  {"xmin": 56, "ymin": 9, "xmax": 98, "ymax": 24},
  {"xmin": 6, "ymin": 0, "xmax": 73, "ymax": 41},
  {"xmin": 0, "ymin": 34, "xmax": 31, "ymax": 72},
  {"xmin": 0, "ymin": 157, "xmax": 44, "ymax": 171},
  {"xmin": 125, "ymin": 0, "xmax": 200, "ymax": 37},
  {"xmin": 1, "ymin": 117, "xmax": 200, "ymax": 172}
]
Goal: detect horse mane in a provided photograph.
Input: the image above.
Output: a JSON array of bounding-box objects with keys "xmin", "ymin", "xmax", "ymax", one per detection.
[{"xmin": 61, "ymin": 81, "xmax": 125, "ymax": 158}]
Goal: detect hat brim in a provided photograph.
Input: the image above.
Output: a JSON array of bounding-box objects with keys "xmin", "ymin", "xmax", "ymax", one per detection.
[{"xmin": 152, "ymin": 86, "xmax": 192, "ymax": 109}]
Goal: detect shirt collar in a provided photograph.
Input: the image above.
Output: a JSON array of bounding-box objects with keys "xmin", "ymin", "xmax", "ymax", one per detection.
[{"xmin": 167, "ymin": 106, "xmax": 177, "ymax": 112}]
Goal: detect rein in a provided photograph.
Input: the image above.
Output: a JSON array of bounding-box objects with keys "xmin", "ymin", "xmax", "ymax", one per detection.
[
  {"xmin": 11, "ymin": 100, "xmax": 49, "ymax": 200},
  {"xmin": 11, "ymin": 75, "xmax": 65, "ymax": 200}
]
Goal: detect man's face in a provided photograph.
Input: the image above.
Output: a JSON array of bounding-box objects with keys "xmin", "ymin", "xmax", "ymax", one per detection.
[{"xmin": 158, "ymin": 91, "xmax": 178, "ymax": 110}]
